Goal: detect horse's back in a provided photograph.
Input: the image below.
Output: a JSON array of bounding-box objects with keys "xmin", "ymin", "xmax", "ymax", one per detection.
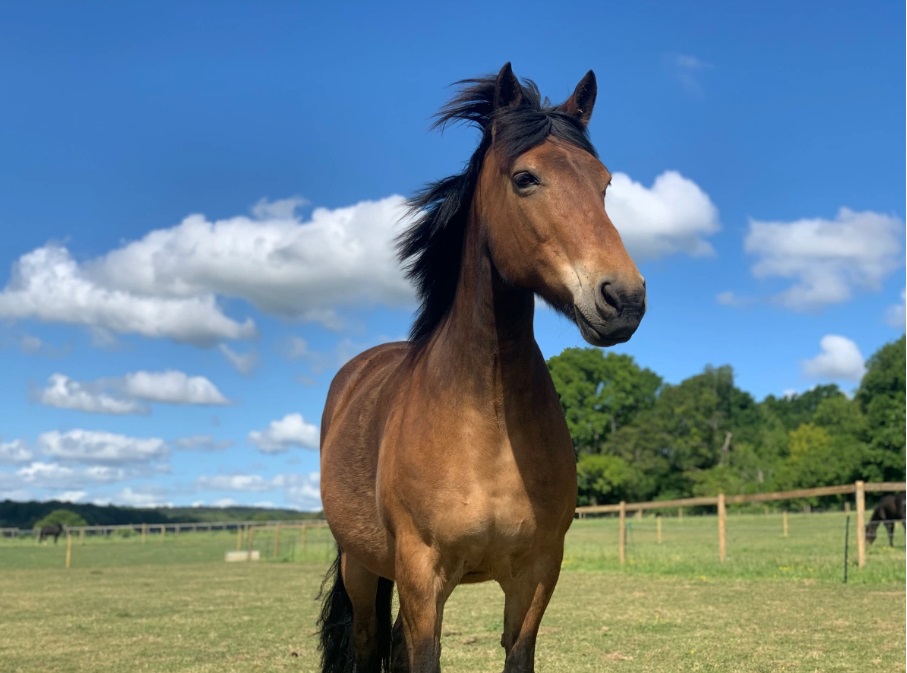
[{"xmin": 321, "ymin": 341, "xmax": 411, "ymax": 440}]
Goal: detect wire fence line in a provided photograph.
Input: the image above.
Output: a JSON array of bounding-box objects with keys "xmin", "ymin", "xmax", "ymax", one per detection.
[
  {"xmin": 3, "ymin": 482, "xmax": 903, "ymax": 581},
  {"xmin": 575, "ymin": 480, "xmax": 906, "ymax": 570}
]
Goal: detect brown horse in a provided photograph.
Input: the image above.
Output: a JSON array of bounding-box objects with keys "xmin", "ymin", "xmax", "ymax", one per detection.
[{"xmin": 318, "ymin": 63, "xmax": 646, "ymax": 673}]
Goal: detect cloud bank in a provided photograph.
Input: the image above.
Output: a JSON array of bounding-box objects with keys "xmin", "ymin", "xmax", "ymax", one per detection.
[
  {"xmin": 248, "ymin": 413, "xmax": 319, "ymax": 453},
  {"xmin": 744, "ymin": 208, "xmax": 904, "ymax": 311},
  {"xmin": 37, "ymin": 371, "xmax": 229, "ymax": 414},
  {"xmin": 0, "ymin": 179, "xmax": 721, "ymax": 347}
]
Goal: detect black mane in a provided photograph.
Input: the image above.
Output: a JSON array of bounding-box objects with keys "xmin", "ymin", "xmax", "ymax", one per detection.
[{"xmin": 396, "ymin": 73, "xmax": 598, "ymax": 343}]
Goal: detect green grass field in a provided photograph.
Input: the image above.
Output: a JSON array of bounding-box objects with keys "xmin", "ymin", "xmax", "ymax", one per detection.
[{"xmin": 1, "ymin": 513, "xmax": 903, "ymax": 672}]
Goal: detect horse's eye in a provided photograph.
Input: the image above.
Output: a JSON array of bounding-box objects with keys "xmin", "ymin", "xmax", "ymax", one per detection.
[{"xmin": 512, "ymin": 171, "xmax": 539, "ymax": 190}]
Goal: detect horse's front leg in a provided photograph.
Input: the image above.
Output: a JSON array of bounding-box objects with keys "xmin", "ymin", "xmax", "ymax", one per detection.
[
  {"xmin": 394, "ymin": 538, "xmax": 455, "ymax": 673},
  {"xmin": 499, "ymin": 545, "xmax": 564, "ymax": 673}
]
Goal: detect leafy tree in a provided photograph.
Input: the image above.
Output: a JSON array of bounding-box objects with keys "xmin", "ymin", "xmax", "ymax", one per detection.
[
  {"xmin": 547, "ymin": 348, "xmax": 661, "ymax": 456},
  {"xmin": 575, "ymin": 454, "xmax": 636, "ymax": 506},
  {"xmin": 34, "ymin": 509, "xmax": 87, "ymax": 528},
  {"xmin": 761, "ymin": 384, "xmax": 846, "ymax": 431},
  {"xmin": 855, "ymin": 335, "xmax": 906, "ymax": 481}
]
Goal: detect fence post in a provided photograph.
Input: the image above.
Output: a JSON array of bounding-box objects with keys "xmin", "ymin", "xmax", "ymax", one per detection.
[
  {"xmin": 141, "ymin": 523, "xmax": 147, "ymax": 545},
  {"xmin": 618, "ymin": 501, "xmax": 627, "ymax": 565},
  {"xmin": 656, "ymin": 515, "xmax": 662, "ymax": 544},
  {"xmin": 782, "ymin": 511, "xmax": 788, "ymax": 538},
  {"xmin": 718, "ymin": 493, "xmax": 726, "ymax": 562},
  {"xmin": 855, "ymin": 480, "xmax": 865, "ymax": 568},
  {"xmin": 65, "ymin": 533, "xmax": 73, "ymax": 569}
]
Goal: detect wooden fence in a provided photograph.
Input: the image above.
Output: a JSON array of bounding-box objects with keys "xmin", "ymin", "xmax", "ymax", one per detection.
[
  {"xmin": 0, "ymin": 518, "xmax": 327, "ymax": 540},
  {"xmin": 575, "ymin": 481, "xmax": 906, "ymax": 569}
]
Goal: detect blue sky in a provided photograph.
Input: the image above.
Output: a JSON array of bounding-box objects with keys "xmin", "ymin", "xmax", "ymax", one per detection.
[{"xmin": 0, "ymin": 1, "xmax": 903, "ymax": 511}]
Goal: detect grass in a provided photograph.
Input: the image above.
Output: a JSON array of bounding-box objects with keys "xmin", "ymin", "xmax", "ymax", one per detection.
[
  {"xmin": 567, "ymin": 511, "xmax": 906, "ymax": 583},
  {"xmin": 0, "ymin": 513, "xmax": 903, "ymax": 672}
]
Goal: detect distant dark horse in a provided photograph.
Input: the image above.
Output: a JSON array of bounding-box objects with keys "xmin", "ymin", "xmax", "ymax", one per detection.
[
  {"xmin": 38, "ymin": 523, "xmax": 65, "ymax": 544},
  {"xmin": 865, "ymin": 493, "xmax": 906, "ymax": 546}
]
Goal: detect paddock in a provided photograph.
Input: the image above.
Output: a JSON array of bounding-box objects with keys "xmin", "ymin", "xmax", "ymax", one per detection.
[{"xmin": 1, "ymin": 513, "xmax": 903, "ymax": 672}]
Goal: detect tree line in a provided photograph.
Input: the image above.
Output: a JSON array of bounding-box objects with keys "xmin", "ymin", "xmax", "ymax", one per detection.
[
  {"xmin": 0, "ymin": 500, "xmax": 321, "ymax": 529},
  {"xmin": 547, "ymin": 335, "xmax": 905, "ymax": 506}
]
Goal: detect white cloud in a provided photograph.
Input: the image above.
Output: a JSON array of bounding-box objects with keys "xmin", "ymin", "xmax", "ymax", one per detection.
[
  {"xmin": 667, "ymin": 53, "xmax": 713, "ymax": 95},
  {"xmin": 286, "ymin": 336, "xmax": 312, "ymax": 359},
  {"xmin": 176, "ymin": 435, "xmax": 232, "ymax": 451},
  {"xmin": 0, "ymin": 245, "xmax": 256, "ymax": 346},
  {"xmin": 219, "ymin": 344, "xmax": 259, "ymax": 374},
  {"xmin": 251, "ymin": 196, "xmax": 309, "ymax": 220},
  {"xmin": 248, "ymin": 413, "xmax": 319, "ymax": 453},
  {"xmin": 745, "ymin": 208, "xmax": 904, "ymax": 311},
  {"xmin": 0, "ymin": 439, "xmax": 33, "ymax": 464},
  {"xmin": 885, "ymin": 288, "xmax": 906, "ymax": 329},
  {"xmin": 113, "ymin": 487, "xmax": 171, "ymax": 508},
  {"xmin": 195, "ymin": 471, "xmax": 322, "ymax": 510},
  {"xmin": 123, "ymin": 370, "xmax": 229, "ymax": 405},
  {"xmin": 37, "ymin": 430, "xmax": 168, "ymax": 464},
  {"xmin": 16, "ymin": 461, "xmax": 129, "ymax": 488},
  {"xmin": 274, "ymin": 472, "xmax": 322, "ymax": 510},
  {"xmin": 38, "ymin": 374, "xmax": 145, "ymax": 414},
  {"xmin": 58, "ymin": 490, "xmax": 87, "ymax": 503},
  {"xmin": 19, "ymin": 335, "xmax": 43, "ymax": 353},
  {"xmin": 282, "ymin": 336, "xmax": 337, "ymax": 374},
  {"xmin": 36, "ymin": 371, "xmax": 228, "ymax": 414},
  {"xmin": 608, "ymin": 171, "xmax": 720, "ymax": 260},
  {"xmin": 92, "ymin": 195, "xmax": 413, "ymax": 322},
  {"xmin": 802, "ymin": 335, "xmax": 866, "ymax": 382},
  {"xmin": 0, "ymin": 186, "xmax": 722, "ymax": 349},
  {"xmin": 196, "ymin": 474, "xmax": 273, "ymax": 491}
]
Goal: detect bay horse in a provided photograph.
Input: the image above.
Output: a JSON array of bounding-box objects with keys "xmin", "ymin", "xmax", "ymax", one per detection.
[
  {"xmin": 318, "ymin": 63, "xmax": 646, "ymax": 673},
  {"xmin": 38, "ymin": 523, "xmax": 64, "ymax": 543},
  {"xmin": 865, "ymin": 493, "xmax": 906, "ymax": 546}
]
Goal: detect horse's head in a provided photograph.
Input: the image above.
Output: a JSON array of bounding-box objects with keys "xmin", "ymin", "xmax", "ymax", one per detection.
[
  {"xmin": 865, "ymin": 522, "xmax": 878, "ymax": 545},
  {"xmin": 476, "ymin": 64, "xmax": 646, "ymax": 347}
]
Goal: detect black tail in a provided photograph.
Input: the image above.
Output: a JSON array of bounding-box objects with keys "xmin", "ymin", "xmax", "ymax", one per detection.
[
  {"xmin": 376, "ymin": 576, "xmax": 393, "ymax": 671},
  {"xmin": 318, "ymin": 546, "xmax": 394, "ymax": 673}
]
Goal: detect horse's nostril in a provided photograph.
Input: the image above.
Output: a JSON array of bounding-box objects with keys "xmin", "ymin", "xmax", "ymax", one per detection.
[{"xmin": 599, "ymin": 281, "xmax": 621, "ymax": 313}]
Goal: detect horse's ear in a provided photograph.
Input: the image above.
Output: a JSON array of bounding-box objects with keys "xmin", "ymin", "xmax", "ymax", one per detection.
[
  {"xmin": 494, "ymin": 62, "xmax": 523, "ymax": 112},
  {"xmin": 561, "ymin": 70, "xmax": 597, "ymax": 126}
]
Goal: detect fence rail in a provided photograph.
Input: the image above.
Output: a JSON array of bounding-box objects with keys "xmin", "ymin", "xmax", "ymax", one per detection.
[
  {"xmin": 2, "ymin": 519, "xmax": 328, "ymax": 539},
  {"xmin": 575, "ymin": 480, "xmax": 906, "ymax": 569}
]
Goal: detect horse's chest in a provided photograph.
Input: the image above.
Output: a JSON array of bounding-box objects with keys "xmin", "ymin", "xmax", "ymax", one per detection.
[
  {"xmin": 429, "ymin": 450, "xmax": 570, "ymax": 553},
  {"xmin": 380, "ymin": 399, "xmax": 575, "ymax": 567}
]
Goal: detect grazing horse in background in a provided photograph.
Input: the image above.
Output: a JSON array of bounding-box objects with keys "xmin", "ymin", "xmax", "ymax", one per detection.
[
  {"xmin": 318, "ymin": 63, "xmax": 646, "ymax": 673},
  {"xmin": 38, "ymin": 523, "xmax": 65, "ymax": 544},
  {"xmin": 865, "ymin": 493, "xmax": 906, "ymax": 546}
]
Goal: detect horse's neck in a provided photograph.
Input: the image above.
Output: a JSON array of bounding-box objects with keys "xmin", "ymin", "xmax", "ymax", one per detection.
[{"xmin": 423, "ymin": 215, "xmax": 540, "ymax": 405}]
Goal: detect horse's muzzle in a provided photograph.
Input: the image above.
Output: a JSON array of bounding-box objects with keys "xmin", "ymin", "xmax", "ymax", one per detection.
[{"xmin": 574, "ymin": 275, "xmax": 646, "ymax": 347}]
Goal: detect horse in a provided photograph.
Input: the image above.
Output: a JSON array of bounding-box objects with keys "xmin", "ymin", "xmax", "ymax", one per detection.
[
  {"xmin": 38, "ymin": 523, "xmax": 65, "ymax": 544},
  {"xmin": 865, "ymin": 493, "xmax": 906, "ymax": 547},
  {"xmin": 318, "ymin": 63, "xmax": 646, "ymax": 673}
]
